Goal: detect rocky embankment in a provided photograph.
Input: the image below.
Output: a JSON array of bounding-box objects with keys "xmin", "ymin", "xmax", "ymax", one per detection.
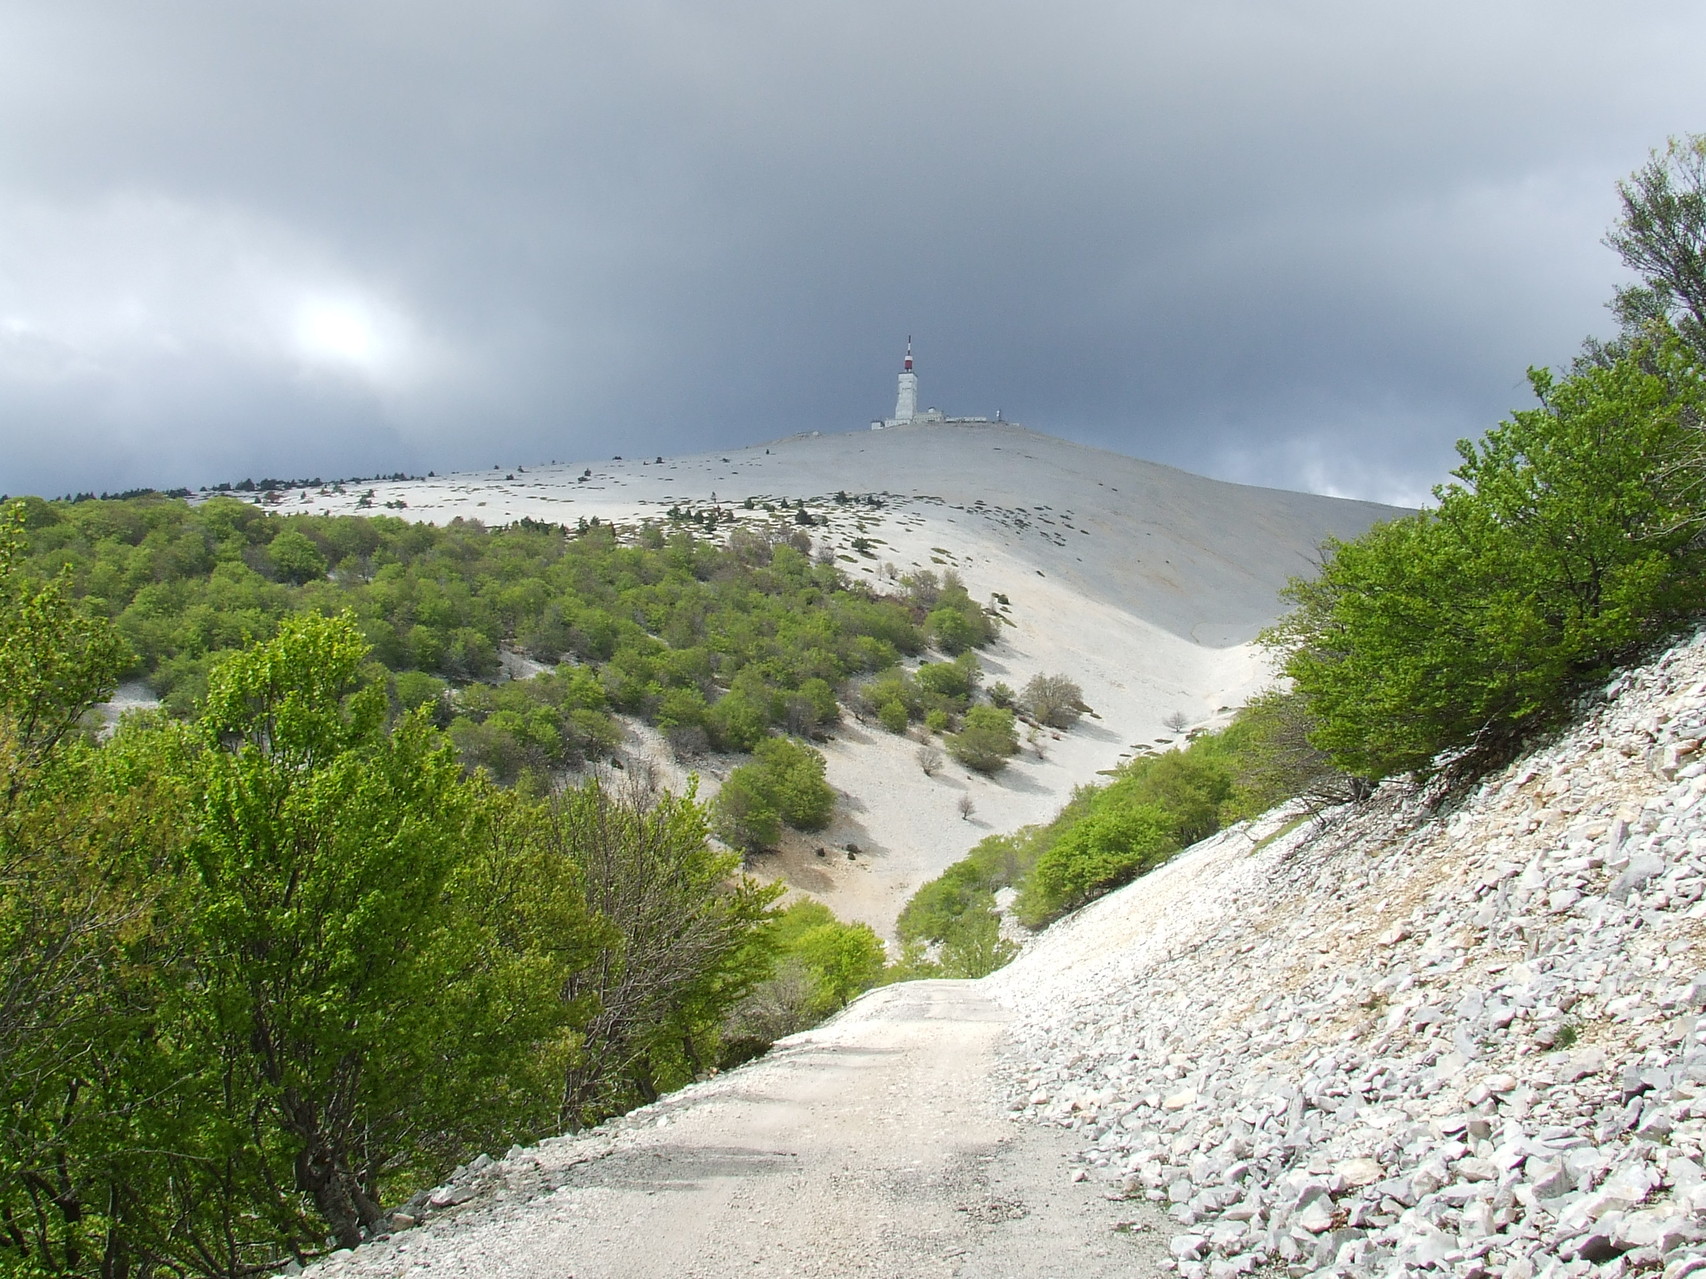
[{"xmin": 989, "ymin": 631, "xmax": 1706, "ymax": 1277}]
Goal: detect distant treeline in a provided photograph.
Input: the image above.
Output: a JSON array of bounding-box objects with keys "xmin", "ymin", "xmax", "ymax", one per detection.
[{"xmin": 7, "ymin": 496, "xmax": 997, "ymax": 790}]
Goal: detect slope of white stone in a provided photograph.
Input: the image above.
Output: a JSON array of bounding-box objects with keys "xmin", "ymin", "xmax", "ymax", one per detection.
[
  {"xmin": 258, "ymin": 424, "xmax": 1400, "ymax": 937},
  {"xmin": 989, "ymin": 630, "xmax": 1706, "ymax": 1277}
]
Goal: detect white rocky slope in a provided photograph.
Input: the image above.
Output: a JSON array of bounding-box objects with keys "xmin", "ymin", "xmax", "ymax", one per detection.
[
  {"xmin": 988, "ymin": 628, "xmax": 1706, "ymax": 1277},
  {"xmin": 262, "ymin": 424, "xmax": 1400, "ymax": 938}
]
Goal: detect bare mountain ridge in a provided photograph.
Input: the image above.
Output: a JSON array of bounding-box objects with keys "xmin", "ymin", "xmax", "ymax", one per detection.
[{"xmin": 309, "ymin": 423, "xmax": 1404, "ymax": 647}]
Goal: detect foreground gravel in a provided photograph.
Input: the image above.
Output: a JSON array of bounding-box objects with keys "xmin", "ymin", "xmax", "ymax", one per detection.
[{"xmin": 988, "ymin": 630, "xmax": 1706, "ymax": 1278}]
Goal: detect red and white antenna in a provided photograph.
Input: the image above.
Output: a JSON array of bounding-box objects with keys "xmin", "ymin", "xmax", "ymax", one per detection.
[{"xmin": 903, "ymin": 336, "xmax": 913, "ymax": 372}]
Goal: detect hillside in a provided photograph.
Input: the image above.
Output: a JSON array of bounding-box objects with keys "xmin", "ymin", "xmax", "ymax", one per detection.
[
  {"xmin": 288, "ymin": 424, "xmax": 1397, "ymax": 647},
  {"xmin": 293, "ymin": 624, "xmax": 1706, "ymax": 1279},
  {"xmin": 271, "ymin": 424, "xmax": 1401, "ymax": 935}
]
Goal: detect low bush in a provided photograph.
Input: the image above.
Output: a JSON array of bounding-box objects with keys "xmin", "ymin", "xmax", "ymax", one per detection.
[
  {"xmin": 1020, "ymin": 673, "xmax": 1082, "ymax": 729},
  {"xmin": 878, "ymin": 699, "xmax": 909, "ymax": 733},
  {"xmin": 720, "ymin": 901, "xmax": 885, "ymax": 1062},
  {"xmin": 947, "ymin": 705, "xmax": 1019, "ymax": 773},
  {"xmin": 712, "ymin": 736, "xmax": 835, "ymax": 850}
]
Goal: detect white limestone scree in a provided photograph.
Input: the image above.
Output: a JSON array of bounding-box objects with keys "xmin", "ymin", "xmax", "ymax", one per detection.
[{"xmin": 870, "ymin": 338, "xmax": 1007, "ymax": 430}]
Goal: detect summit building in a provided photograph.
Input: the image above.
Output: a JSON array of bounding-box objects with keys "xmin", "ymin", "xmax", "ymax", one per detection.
[{"xmin": 871, "ymin": 339, "xmax": 1005, "ymax": 429}]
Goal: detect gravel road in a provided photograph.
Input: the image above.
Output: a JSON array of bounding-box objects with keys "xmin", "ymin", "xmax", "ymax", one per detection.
[{"xmin": 312, "ymin": 980, "xmax": 1168, "ymax": 1279}]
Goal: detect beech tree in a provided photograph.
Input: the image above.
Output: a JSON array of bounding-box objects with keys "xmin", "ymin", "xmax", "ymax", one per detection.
[
  {"xmin": 549, "ymin": 776, "xmax": 781, "ymax": 1127},
  {"xmin": 947, "ymin": 705, "xmax": 1020, "ymax": 774},
  {"xmin": 1269, "ymin": 341, "xmax": 1706, "ymax": 781},
  {"xmin": 712, "ymin": 737, "xmax": 835, "ymax": 851},
  {"xmin": 0, "ymin": 505, "xmax": 165, "ymax": 1276},
  {"xmin": 177, "ymin": 612, "xmax": 599, "ymax": 1254},
  {"xmin": 1607, "ymin": 134, "xmax": 1706, "ymax": 358}
]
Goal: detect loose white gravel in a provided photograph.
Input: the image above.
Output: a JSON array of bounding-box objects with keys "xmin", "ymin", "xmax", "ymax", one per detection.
[{"xmin": 988, "ymin": 628, "xmax": 1706, "ymax": 1278}]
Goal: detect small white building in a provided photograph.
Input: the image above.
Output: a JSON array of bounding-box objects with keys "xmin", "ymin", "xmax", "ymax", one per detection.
[{"xmin": 870, "ymin": 339, "xmax": 1003, "ymax": 429}]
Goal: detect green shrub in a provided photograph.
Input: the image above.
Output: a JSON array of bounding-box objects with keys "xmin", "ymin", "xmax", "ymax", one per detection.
[
  {"xmin": 712, "ymin": 766, "xmax": 781, "ymax": 851},
  {"xmin": 712, "ymin": 736, "xmax": 835, "ymax": 850},
  {"xmin": 877, "ymin": 699, "xmax": 909, "ymax": 733},
  {"xmin": 786, "ymin": 904, "xmax": 886, "ymax": 1012},
  {"xmin": 444, "ymin": 668, "xmax": 620, "ymax": 780},
  {"xmin": 916, "ymin": 653, "xmax": 979, "ymax": 701},
  {"xmin": 1017, "ymin": 802, "xmax": 1176, "ymax": 926},
  {"xmin": 393, "ymin": 668, "xmax": 448, "ymax": 717},
  {"xmin": 947, "ymin": 705, "xmax": 1018, "ymax": 773},
  {"xmin": 937, "ymin": 905, "xmax": 1018, "ymax": 978},
  {"xmin": 719, "ymin": 901, "xmax": 885, "ymax": 1062},
  {"xmin": 921, "ymin": 572, "xmax": 995, "ymax": 653},
  {"xmin": 925, "ymin": 606, "xmax": 983, "ymax": 654},
  {"xmin": 896, "ymin": 836, "xmax": 1026, "ymax": 944},
  {"xmin": 656, "ymin": 686, "xmax": 711, "ymax": 730},
  {"xmin": 265, "ymin": 529, "xmax": 327, "ymax": 584},
  {"xmin": 708, "ymin": 689, "xmax": 769, "ymax": 752},
  {"xmin": 754, "ymin": 737, "xmax": 835, "ymax": 830},
  {"xmin": 1270, "ymin": 341, "xmax": 1706, "ymax": 780}
]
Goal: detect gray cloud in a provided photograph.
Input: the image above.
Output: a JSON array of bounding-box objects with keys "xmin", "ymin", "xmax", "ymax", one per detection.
[{"xmin": 2, "ymin": 0, "xmax": 1702, "ymax": 502}]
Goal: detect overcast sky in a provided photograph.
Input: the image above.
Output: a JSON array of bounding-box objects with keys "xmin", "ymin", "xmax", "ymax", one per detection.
[{"xmin": 2, "ymin": 1, "xmax": 1702, "ymax": 505}]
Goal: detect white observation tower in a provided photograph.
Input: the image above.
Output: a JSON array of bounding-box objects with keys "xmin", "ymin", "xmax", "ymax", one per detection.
[
  {"xmin": 893, "ymin": 337, "xmax": 918, "ymax": 423},
  {"xmin": 871, "ymin": 337, "xmax": 1003, "ymax": 429}
]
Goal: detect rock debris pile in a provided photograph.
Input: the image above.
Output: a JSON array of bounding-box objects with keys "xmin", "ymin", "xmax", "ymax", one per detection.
[{"xmin": 990, "ymin": 630, "xmax": 1706, "ymax": 1278}]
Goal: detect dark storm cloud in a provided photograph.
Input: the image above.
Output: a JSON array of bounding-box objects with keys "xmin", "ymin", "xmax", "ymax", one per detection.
[{"xmin": 1, "ymin": 0, "xmax": 1702, "ymax": 502}]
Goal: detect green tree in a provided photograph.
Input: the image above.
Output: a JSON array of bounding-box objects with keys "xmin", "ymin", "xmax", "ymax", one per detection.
[
  {"xmin": 937, "ymin": 904, "xmax": 1018, "ymax": 978},
  {"xmin": 753, "ymin": 737, "xmax": 835, "ymax": 830},
  {"xmin": 549, "ymin": 777, "xmax": 781, "ymax": 1127},
  {"xmin": 266, "ymin": 529, "xmax": 328, "ymax": 585},
  {"xmin": 719, "ymin": 901, "xmax": 885, "ymax": 1059},
  {"xmin": 915, "ymin": 654, "xmax": 979, "ymax": 701},
  {"xmin": 925, "ymin": 606, "xmax": 981, "ymax": 654},
  {"xmin": 1018, "ymin": 801, "xmax": 1176, "ymax": 926},
  {"xmin": 1606, "ymin": 134, "xmax": 1706, "ymax": 359},
  {"xmin": 0, "ymin": 504, "xmax": 131, "ymax": 767},
  {"xmin": 0, "ymin": 503, "xmax": 170, "ymax": 1277},
  {"xmin": 176, "ymin": 612, "xmax": 597, "ymax": 1249},
  {"xmin": 712, "ymin": 737, "xmax": 835, "ymax": 849},
  {"xmin": 712, "ymin": 764, "xmax": 782, "ymax": 851},
  {"xmin": 1269, "ymin": 342, "xmax": 1706, "ymax": 780}
]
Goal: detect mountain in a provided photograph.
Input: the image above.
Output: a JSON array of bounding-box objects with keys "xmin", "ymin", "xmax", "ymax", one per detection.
[{"xmin": 285, "ymin": 423, "xmax": 1406, "ymax": 935}]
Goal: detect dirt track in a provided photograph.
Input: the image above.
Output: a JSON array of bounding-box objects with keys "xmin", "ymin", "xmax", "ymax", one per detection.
[{"xmin": 318, "ymin": 981, "xmax": 1167, "ymax": 1279}]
